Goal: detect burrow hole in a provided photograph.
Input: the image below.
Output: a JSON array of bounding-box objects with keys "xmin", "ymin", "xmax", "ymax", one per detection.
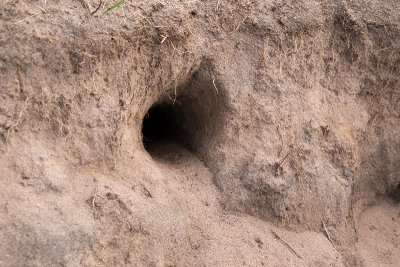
[
  {"xmin": 141, "ymin": 70, "xmax": 220, "ymax": 159},
  {"xmin": 387, "ymin": 183, "xmax": 400, "ymax": 202}
]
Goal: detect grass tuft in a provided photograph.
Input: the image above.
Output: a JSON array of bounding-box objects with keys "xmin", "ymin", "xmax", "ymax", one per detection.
[{"xmin": 103, "ymin": 0, "xmax": 125, "ymax": 16}]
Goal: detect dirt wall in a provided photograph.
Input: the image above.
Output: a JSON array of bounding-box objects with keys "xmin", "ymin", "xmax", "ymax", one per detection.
[{"xmin": 0, "ymin": 0, "xmax": 399, "ymax": 266}]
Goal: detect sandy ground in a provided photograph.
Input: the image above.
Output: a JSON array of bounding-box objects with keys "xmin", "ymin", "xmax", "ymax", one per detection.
[
  {"xmin": 0, "ymin": 132, "xmax": 398, "ymax": 266},
  {"xmin": 355, "ymin": 200, "xmax": 400, "ymax": 266},
  {"xmin": 147, "ymin": 141, "xmax": 347, "ymax": 266}
]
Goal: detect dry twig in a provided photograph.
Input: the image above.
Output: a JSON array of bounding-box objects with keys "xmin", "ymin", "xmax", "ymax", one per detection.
[
  {"xmin": 143, "ymin": 187, "xmax": 153, "ymax": 198},
  {"xmin": 322, "ymin": 220, "xmax": 336, "ymax": 249},
  {"xmin": 212, "ymin": 73, "xmax": 219, "ymax": 95},
  {"xmin": 276, "ymin": 126, "xmax": 283, "ymax": 157},
  {"xmin": 277, "ymin": 151, "xmax": 292, "ymax": 168},
  {"xmin": 14, "ymin": 11, "xmax": 42, "ymax": 24},
  {"xmin": 91, "ymin": 0, "xmax": 102, "ymax": 15},
  {"xmin": 271, "ymin": 230, "xmax": 302, "ymax": 259}
]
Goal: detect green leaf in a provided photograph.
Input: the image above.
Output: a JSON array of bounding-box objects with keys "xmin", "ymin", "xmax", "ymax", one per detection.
[{"xmin": 102, "ymin": 0, "xmax": 126, "ymax": 16}]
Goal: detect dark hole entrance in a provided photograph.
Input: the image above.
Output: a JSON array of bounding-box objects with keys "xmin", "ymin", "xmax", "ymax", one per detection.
[
  {"xmin": 141, "ymin": 68, "xmax": 220, "ymax": 159},
  {"xmin": 387, "ymin": 183, "xmax": 400, "ymax": 202},
  {"xmin": 142, "ymin": 103, "xmax": 176, "ymax": 152},
  {"xmin": 141, "ymin": 94, "xmax": 218, "ymax": 159},
  {"xmin": 141, "ymin": 96, "xmax": 202, "ymax": 159}
]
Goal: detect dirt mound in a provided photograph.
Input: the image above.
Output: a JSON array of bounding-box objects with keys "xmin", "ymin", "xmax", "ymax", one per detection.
[{"xmin": 0, "ymin": 0, "xmax": 399, "ymax": 266}]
